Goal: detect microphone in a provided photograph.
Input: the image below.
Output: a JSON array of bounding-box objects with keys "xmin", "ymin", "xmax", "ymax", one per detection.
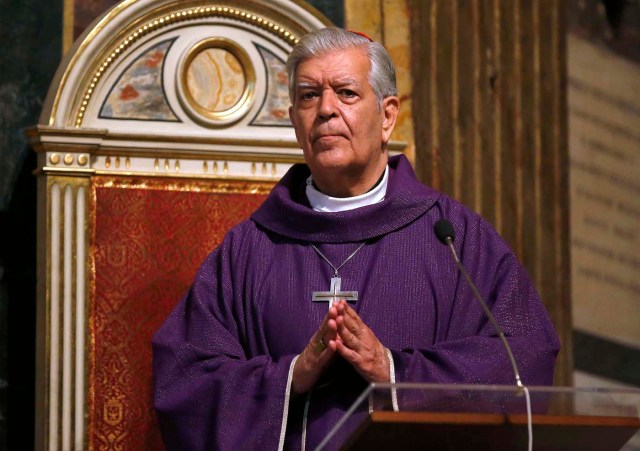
[{"xmin": 434, "ymin": 219, "xmax": 524, "ymax": 389}]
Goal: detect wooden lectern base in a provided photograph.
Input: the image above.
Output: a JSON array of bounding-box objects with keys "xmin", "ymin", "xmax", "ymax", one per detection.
[{"xmin": 342, "ymin": 411, "xmax": 640, "ymax": 450}]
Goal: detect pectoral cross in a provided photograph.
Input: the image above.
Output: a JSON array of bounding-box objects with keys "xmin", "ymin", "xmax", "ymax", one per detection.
[{"xmin": 312, "ymin": 277, "xmax": 358, "ymax": 309}]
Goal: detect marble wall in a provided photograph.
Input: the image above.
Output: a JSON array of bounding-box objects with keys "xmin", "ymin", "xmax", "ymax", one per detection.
[{"xmin": 568, "ymin": 0, "xmax": 640, "ymax": 394}]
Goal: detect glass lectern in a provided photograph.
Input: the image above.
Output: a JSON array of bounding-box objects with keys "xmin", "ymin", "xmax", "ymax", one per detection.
[{"xmin": 317, "ymin": 383, "xmax": 640, "ymax": 450}]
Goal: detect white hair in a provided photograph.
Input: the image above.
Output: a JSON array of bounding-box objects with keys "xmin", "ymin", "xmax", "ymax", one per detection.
[{"xmin": 286, "ymin": 27, "xmax": 397, "ymax": 109}]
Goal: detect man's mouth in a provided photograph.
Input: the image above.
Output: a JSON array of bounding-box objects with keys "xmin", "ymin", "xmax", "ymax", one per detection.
[{"xmin": 313, "ymin": 132, "xmax": 346, "ymax": 142}]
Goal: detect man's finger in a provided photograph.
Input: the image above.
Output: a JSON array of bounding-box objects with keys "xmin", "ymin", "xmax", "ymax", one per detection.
[
  {"xmin": 314, "ymin": 308, "xmax": 338, "ymax": 342},
  {"xmin": 336, "ymin": 314, "xmax": 364, "ymax": 353},
  {"xmin": 338, "ymin": 308, "xmax": 362, "ymax": 337},
  {"xmin": 335, "ymin": 339, "xmax": 359, "ymax": 362},
  {"xmin": 342, "ymin": 302, "xmax": 363, "ymax": 326}
]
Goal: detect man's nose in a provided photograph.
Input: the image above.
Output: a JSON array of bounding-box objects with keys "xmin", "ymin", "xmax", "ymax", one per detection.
[{"xmin": 318, "ymin": 91, "xmax": 338, "ymax": 119}]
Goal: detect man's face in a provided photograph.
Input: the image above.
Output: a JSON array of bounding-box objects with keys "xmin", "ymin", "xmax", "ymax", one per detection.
[{"xmin": 288, "ymin": 46, "xmax": 397, "ymax": 195}]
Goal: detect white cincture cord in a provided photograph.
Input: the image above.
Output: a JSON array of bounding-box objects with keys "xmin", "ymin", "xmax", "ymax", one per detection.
[{"xmin": 523, "ymin": 386, "xmax": 533, "ymax": 451}]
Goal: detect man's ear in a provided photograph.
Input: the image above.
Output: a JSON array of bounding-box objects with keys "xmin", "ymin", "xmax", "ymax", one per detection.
[
  {"xmin": 288, "ymin": 105, "xmax": 295, "ymax": 128},
  {"xmin": 289, "ymin": 105, "xmax": 302, "ymax": 145},
  {"xmin": 381, "ymin": 96, "xmax": 399, "ymax": 144}
]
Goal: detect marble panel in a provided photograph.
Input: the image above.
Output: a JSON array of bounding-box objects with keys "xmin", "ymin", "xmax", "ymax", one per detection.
[
  {"xmin": 186, "ymin": 48, "xmax": 245, "ymax": 113},
  {"xmin": 100, "ymin": 39, "xmax": 179, "ymax": 122},
  {"xmin": 251, "ymin": 45, "xmax": 292, "ymax": 126}
]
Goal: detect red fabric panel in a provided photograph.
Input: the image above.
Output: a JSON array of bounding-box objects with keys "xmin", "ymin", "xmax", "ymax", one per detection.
[{"xmin": 90, "ymin": 177, "xmax": 271, "ymax": 450}]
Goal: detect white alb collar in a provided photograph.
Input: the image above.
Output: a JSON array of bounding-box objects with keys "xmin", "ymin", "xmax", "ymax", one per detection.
[{"xmin": 306, "ymin": 165, "xmax": 389, "ymax": 212}]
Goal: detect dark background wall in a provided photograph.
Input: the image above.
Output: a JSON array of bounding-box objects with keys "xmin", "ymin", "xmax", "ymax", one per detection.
[
  {"xmin": 0, "ymin": 0, "xmax": 63, "ymax": 448},
  {"xmin": 569, "ymin": 0, "xmax": 640, "ymax": 63}
]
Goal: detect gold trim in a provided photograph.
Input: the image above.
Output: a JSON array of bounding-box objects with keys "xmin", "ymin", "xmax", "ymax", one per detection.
[
  {"xmin": 62, "ymin": 0, "xmax": 75, "ymax": 56},
  {"xmin": 514, "ymin": 0, "xmax": 523, "ymax": 257},
  {"xmin": 552, "ymin": 1, "xmax": 564, "ymax": 312},
  {"xmin": 43, "ymin": 177, "xmax": 56, "ymax": 449},
  {"xmin": 64, "ymin": 154, "xmax": 75, "ymax": 165},
  {"xmin": 178, "ymin": 37, "xmax": 256, "ymax": 127},
  {"xmin": 533, "ymin": 1, "xmax": 542, "ymax": 290},
  {"xmin": 93, "ymin": 170, "xmax": 282, "ymax": 182},
  {"xmin": 493, "ymin": 0, "xmax": 502, "ymax": 233},
  {"xmin": 35, "ymin": 143, "xmax": 100, "ymax": 155},
  {"xmin": 30, "ymin": 128, "xmax": 302, "ymax": 149},
  {"xmin": 76, "ymin": 182, "xmax": 91, "ymax": 450},
  {"xmin": 72, "ymin": 5, "xmax": 299, "ymax": 127},
  {"xmin": 452, "ymin": 0, "xmax": 460, "ymax": 201},
  {"xmin": 56, "ymin": 183, "xmax": 65, "ymax": 448},
  {"xmin": 78, "ymin": 155, "xmax": 89, "ymax": 166},
  {"xmin": 69, "ymin": 183, "xmax": 78, "ymax": 448},
  {"xmin": 87, "ymin": 176, "xmax": 99, "ymax": 451},
  {"xmin": 87, "ymin": 177, "xmax": 96, "ymax": 451},
  {"xmin": 28, "ymin": 125, "xmax": 108, "ymax": 139},
  {"xmin": 51, "ymin": 154, "xmax": 61, "ymax": 165},
  {"xmin": 97, "ymin": 150, "xmax": 304, "ymax": 164},
  {"xmin": 50, "ymin": 0, "xmax": 140, "ymax": 126},
  {"xmin": 28, "ymin": 126, "xmax": 429, "ymax": 154},
  {"xmin": 92, "ymin": 175, "xmax": 275, "ymax": 195},
  {"xmin": 40, "ymin": 168, "xmax": 96, "ymax": 177},
  {"xmin": 429, "ymin": 0, "xmax": 440, "ymax": 189},
  {"xmin": 472, "ymin": 0, "xmax": 482, "ymax": 213}
]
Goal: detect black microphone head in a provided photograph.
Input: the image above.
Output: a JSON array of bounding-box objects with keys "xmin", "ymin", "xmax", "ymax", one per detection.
[{"xmin": 434, "ymin": 219, "xmax": 455, "ymax": 245}]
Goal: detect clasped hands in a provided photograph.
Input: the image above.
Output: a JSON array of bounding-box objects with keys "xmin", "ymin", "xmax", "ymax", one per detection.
[{"xmin": 292, "ymin": 300, "xmax": 390, "ymax": 395}]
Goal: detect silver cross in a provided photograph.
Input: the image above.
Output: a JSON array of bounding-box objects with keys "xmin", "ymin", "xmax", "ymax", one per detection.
[{"xmin": 312, "ymin": 277, "xmax": 358, "ymax": 309}]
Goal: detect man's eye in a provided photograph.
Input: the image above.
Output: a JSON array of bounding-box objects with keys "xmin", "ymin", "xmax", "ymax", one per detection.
[
  {"xmin": 341, "ymin": 90, "xmax": 357, "ymax": 98},
  {"xmin": 301, "ymin": 92, "xmax": 317, "ymax": 100}
]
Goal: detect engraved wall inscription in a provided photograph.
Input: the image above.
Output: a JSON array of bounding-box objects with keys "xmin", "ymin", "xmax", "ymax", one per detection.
[{"xmin": 569, "ymin": 34, "xmax": 640, "ymax": 346}]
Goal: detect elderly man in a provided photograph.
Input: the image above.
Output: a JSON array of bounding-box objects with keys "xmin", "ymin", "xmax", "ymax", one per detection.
[{"xmin": 153, "ymin": 27, "xmax": 559, "ymax": 450}]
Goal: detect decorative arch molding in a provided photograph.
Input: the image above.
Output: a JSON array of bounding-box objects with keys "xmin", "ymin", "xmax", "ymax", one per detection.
[{"xmin": 31, "ymin": 1, "xmax": 334, "ymax": 183}]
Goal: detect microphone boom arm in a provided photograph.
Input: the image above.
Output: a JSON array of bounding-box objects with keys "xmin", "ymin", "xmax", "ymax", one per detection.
[{"xmin": 445, "ymin": 237, "xmax": 524, "ymax": 389}]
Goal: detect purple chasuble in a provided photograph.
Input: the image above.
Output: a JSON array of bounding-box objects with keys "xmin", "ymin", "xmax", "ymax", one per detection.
[{"xmin": 153, "ymin": 155, "xmax": 560, "ymax": 450}]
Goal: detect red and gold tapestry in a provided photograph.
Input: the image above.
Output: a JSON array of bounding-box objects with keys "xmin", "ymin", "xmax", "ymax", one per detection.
[{"xmin": 90, "ymin": 176, "xmax": 271, "ymax": 450}]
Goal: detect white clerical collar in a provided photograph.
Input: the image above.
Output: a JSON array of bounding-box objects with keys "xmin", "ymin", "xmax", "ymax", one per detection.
[{"xmin": 306, "ymin": 165, "xmax": 389, "ymax": 212}]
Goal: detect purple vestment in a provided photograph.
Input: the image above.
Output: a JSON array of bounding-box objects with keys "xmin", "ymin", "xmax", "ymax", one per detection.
[{"xmin": 153, "ymin": 155, "xmax": 559, "ymax": 450}]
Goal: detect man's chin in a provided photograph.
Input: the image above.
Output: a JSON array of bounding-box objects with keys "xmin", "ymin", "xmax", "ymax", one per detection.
[{"xmin": 308, "ymin": 152, "xmax": 352, "ymax": 172}]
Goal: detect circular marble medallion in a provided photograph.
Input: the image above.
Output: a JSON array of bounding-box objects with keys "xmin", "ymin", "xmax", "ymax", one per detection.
[{"xmin": 178, "ymin": 38, "xmax": 255, "ymax": 127}]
